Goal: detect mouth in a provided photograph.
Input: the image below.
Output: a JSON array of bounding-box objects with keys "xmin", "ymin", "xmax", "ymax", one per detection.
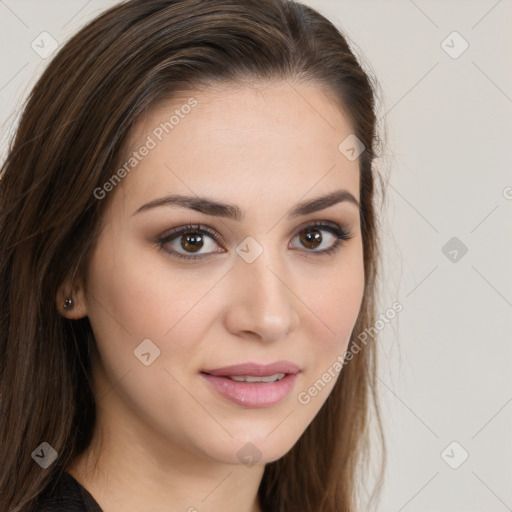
[
  {"xmin": 225, "ymin": 373, "xmax": 286, "ymax": 383},
  {"xmin": 200, "ymin": 361, "xmax": 300, "ymax": 408}
]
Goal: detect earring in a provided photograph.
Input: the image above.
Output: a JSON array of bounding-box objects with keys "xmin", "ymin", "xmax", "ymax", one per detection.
[{"xmin": 63, "ymin": 297, "xmax": 74, "ymax": 310}]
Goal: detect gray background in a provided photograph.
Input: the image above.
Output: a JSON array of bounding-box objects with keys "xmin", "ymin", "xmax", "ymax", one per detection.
[{"xmin": 1, "ymin": 1, "xmax": 511, "ymax": 511}]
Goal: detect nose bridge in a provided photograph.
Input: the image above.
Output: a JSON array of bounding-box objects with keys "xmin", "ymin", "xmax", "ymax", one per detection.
[{"xmin": 226, "ymin": 242, "xmax": 299, "ymax": 340}]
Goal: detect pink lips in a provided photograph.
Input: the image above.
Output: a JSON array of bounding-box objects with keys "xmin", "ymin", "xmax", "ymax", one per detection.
[{"xmin": 200, "ymin": 361, "xmax": 300, "ymax": 408}]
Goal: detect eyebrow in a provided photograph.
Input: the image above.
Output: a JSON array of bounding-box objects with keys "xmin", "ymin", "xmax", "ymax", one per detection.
[{"xmin": 132, "ymin": 189, "xmax": 360, "ymax": 221}]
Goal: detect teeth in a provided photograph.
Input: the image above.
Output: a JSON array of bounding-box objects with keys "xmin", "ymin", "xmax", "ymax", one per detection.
[{"xmin": 229, "ymin": 373, "xmax": 286, "ymax": 383}]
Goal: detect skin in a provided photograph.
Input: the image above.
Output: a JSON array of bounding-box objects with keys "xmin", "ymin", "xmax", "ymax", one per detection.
[{"xmin": 57, "ymin": 80, "xmax": 365, "ymax": 512}]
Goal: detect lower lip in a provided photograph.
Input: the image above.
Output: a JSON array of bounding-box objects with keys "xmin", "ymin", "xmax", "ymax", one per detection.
[{"xmin": 200, "ymin": 373, "xmax": 298, "ymax": 408}]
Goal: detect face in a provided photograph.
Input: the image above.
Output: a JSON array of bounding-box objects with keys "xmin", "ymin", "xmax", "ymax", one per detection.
[{"xmin": 63, "ymin": 80, "xmax": 365, "ymax": 467}]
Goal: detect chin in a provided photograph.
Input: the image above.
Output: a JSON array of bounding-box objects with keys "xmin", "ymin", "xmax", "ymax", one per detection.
[{"xmin": 199, "ymin": 426, "xmax": 305, "ymax": 467}]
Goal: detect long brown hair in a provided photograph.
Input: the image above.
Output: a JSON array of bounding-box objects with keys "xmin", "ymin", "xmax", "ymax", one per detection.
[{"xmin": 0, "ymin": 1, "xmax": 385, "ymax": 510}]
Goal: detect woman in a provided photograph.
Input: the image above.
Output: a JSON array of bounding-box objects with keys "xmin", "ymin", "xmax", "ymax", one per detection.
[{"xmin": 0, "ymin": 0, "xmax": 386, "ymax": 510}]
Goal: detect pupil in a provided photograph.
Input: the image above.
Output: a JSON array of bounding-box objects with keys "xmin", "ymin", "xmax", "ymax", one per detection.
[{"xmin": 181, "ymin": 232, "xmax": 203, "ymax": 252}]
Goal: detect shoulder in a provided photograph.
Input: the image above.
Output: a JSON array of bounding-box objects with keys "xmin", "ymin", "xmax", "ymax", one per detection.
[{"xmin": 35, "ymin": 472, "xmax": 103, "ymax": 512}]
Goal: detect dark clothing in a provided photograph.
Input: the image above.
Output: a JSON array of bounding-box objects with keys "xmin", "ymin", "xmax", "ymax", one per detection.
[{"xmin": 36, "ymin": 472, "xmax": 103, "ymax": 512}]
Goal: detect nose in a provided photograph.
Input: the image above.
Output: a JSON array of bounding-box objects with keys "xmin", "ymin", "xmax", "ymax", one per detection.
[{"xmin": 223, "ymin": 247, "xmax": 300, "ymax": 343}]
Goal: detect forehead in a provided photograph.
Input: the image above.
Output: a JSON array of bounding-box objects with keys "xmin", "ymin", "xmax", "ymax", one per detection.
[{"xmin": 109, "ymin": 80, "xmax": 360, "ymax": 218}]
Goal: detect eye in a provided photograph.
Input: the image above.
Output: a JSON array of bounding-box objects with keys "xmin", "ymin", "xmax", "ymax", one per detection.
[
  {"xmin": 156, "ymin": 220, "xmax": 353, "ymax": 262},
  {"xmin": 289, "ymin": 221, "xmax": 352, "ymax": 255},
  {"xmin": 157, "ymin": 223, "xmax": 224, "ymax": 260}
]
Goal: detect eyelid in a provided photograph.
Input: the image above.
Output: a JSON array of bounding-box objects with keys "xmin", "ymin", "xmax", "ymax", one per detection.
[
  {"xmin": 289, "ymin": 220, "xmax": 353, "ymax": 252},
  {"xmin": 158, "ymin": 222, "xmax": 225, "ymax": 244},
  {"xmin": 293, "ymin": 219, "xmax": 349, "ymax": 235}
]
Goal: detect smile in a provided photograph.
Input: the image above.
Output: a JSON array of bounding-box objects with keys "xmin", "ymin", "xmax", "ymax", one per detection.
[{"xmin": 200, "ymin": 361, "xmax": 300, "ymax": 408}]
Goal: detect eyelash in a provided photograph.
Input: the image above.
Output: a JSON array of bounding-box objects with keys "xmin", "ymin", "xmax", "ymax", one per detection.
[{"xmin": 156, "ymin": 221, "xmax": 353, "ymax": 261}]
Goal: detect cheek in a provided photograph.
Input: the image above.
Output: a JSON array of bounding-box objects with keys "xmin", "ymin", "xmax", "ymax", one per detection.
[
  {"xmin": 82, "ymin": 236, "xmax": 219, "ymax": 428},
  {"xmin": 293, "ymin": 245, "xmax": 364, "ymax": 408},
  {"xmin": 83, "ymin": 231, "xmax": 226, "ymax": 385},
  {"xmin": 302, "ymin": 247, "xmax": 365, "ymax": 348},
  {"xmin": 86, "ymin": 229, "xmax": 202, "ymax": 337},
  {"xmin": 292, "ymin": 255, "xmax": 364, "ymax": 417}
]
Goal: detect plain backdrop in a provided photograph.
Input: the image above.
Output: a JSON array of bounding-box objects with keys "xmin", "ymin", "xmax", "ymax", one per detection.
[{"xmin": 1, "ymin": 1, "xmax": 511, "ymax": 511}]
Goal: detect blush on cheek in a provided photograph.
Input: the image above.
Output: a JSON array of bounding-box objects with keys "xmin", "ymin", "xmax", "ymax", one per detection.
[{"xmin": 311, "ymin": 275, "xmax": 364, "ymax": 343}]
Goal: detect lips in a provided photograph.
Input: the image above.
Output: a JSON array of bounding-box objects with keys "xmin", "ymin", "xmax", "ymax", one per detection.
[{"xmin": 200, "ymin": 361, "xmax": 301, "ymax": 408}]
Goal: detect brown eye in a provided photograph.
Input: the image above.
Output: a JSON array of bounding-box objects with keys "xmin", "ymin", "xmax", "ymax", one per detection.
[
  {"xmin": 157, "ymin": 224, "xmax": 224, "ymax": 260},
  {"xmin": 290, "ymin": 222, "xmax": 351, "ymax": 255},
  {"xmin": 180, "ymin": 231, "xmax": 204, "ymax": 253},
  {"xmin": 158, "ymin": 221, "xmax": 350, "ymax": 262},
  {"xmin": 299, "ymin": 228, "xmax": 323, "ymax": 249}
]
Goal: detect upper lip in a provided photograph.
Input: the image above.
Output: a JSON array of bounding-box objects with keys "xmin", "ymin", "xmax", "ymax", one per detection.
[{"xmin": 201, "ymin": 361, "xmax": 301, "ymax": 377}]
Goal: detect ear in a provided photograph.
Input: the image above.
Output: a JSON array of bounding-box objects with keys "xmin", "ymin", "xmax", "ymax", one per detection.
[{"xmin": 56, "ymin": 274, "xmax": 88, "ymax": 320}]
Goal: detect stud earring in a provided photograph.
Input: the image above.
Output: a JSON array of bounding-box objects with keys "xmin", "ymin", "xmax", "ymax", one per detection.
[{"xmin": 63, "ymin": 297, "xmax": 74, "ymax": 310}]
